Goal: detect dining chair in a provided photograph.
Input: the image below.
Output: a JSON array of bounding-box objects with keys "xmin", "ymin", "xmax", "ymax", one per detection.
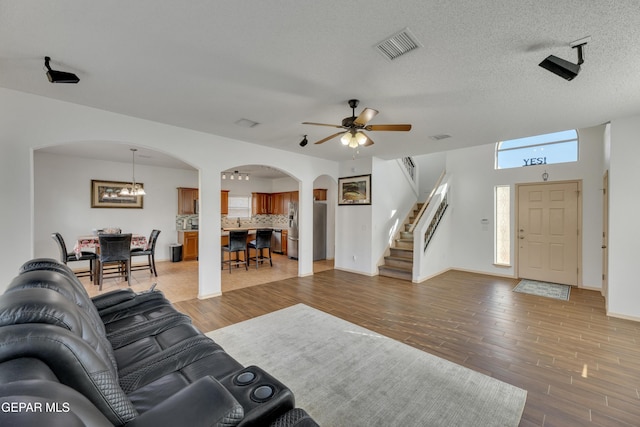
[
  {"xmin": 51, "ymin": 232, "xmax": 97, "ymax": 282},
  {"xmin": 221, "ymin": 230, "xmax": 248, "ymax": 273},
  {"xmin": 247, "ymin": 229, "xmax": 273, "ymax": 269},
  {"xmin": 97, "ymin": 233, "xmax": 132, "ymax": 290},
  {"xmin": 130, "ymin": 229, "xmax": 161, "ymax": 277}
]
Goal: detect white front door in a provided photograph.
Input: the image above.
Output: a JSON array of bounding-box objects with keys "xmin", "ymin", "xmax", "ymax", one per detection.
[{"xmin": 517, "ymin": 181, "xmax": 579, "ymax": 286}]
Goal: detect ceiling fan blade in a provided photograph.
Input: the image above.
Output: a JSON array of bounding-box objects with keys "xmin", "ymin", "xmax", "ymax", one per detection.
[
  {"xmin": 365, "ymin": 124, "xmax": 412, "ymax": 132},
  {"xmin": 314, "ymin": 132, "xmax": 345, "ymax": 145},
  {"xmin": 353, "ymin": 108, "xmax": 379, "ymax": 126},
  {"xmin": 363, "ymin": 134, "xmax": 375, "ymax": 146},
  {"xmin": 302, "ymin": 121, "xmax": 344, "ymax": 129}
]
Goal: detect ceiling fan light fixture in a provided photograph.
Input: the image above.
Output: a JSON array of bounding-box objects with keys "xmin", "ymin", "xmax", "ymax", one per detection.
[
  {"xmin": 356, "ymin": 131, "xmax": 367, "ymax": 145},
  {"xmin": 341, "ymin": 133, "xmax": 351, "ymax": 146}
]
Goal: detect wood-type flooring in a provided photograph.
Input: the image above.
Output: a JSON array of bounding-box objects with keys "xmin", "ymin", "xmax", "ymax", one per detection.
[{"xmin": 81, "ymin": 261, "xmax": 640, "ymax": 426}]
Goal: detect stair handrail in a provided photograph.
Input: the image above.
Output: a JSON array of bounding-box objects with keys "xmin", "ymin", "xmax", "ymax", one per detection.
[{"xmin": 408, "ymin": 168, "xmax": 446, "ymax": 234}]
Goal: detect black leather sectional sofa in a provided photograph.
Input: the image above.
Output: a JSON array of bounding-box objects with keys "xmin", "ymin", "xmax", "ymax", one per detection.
[{"xmin": 0, "ymin": 258, "xmax": 318, "ymax": 426}]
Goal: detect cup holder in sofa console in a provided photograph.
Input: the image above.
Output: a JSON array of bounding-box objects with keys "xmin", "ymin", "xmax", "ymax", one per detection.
[
  {"xmin": 251, "ymin": 385, "xmax": 274, "ymax": 402},
  {"xmin": 234, "ymin": 371, "xmax": 256, "ymax": 385},
  {"xmin": 222, "ymin": 366, "xmax": 294, "ymax": 426}
]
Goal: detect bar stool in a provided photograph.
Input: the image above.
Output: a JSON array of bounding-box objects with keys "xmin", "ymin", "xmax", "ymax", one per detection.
[
  {"xmin": 247, "ymin": 229, "xmax": 273, "ymax": 269},
  {"xmin": 221, "ymin": 230, "xmax": 248, "ymax": 273}
]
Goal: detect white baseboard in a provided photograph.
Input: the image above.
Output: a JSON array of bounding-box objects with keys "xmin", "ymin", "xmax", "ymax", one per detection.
[
  {"xmin": 606, "ymin": 311, "xmax": 640, "ymax": 323},
  {"xmin": 198, "ymin": 291, "xmax": 221, "ymax": 300},
  {"xmin": 334, "ymin": 266, "xmax": 377, "ymax": 276}
]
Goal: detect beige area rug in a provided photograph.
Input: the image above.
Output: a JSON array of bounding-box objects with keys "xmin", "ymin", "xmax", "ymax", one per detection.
[
  {"xmin": 513, "ymin": 279, "xmax": 571, "ymax": 301},
  {"xmin": 207, "ymin": 304, "xmax": 527, "ymax": 426}
]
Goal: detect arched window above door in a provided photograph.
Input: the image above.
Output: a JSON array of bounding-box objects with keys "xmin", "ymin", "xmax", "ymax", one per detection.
[{"xmin": 495, "ymin": 129, "xmax": 578, "ymax": 169}]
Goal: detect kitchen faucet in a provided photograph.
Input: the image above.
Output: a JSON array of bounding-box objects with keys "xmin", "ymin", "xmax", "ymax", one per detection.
[{"xmin": 237, "ymin": 217, "xmax": 242, "ymax": 227}]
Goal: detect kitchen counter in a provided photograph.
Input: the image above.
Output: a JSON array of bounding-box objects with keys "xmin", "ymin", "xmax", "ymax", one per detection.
[{"xmin": 221, "ymin": 227, "xmax": 282, "ymax": 236}]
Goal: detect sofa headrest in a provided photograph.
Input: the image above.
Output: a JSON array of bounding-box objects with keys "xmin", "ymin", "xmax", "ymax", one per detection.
[
  {"xmin": 0, "ymin": 288, "xmax": 119, "ymax": 381},
  {"xmin": 0, "ymin": 287, "xmax": 84, "ymax": 330},
  {"xmin": 0, "ymin": 324, "xmax": 137, "ymax": 425},
  {"xmin": 7, "ymin": 269, "xmax": 105, "ymax": 335}
]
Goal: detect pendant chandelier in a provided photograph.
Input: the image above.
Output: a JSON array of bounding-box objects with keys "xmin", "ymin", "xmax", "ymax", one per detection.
[{"xmin": 119, "ymin": 148, "xmax": 146, "ymax": 196}]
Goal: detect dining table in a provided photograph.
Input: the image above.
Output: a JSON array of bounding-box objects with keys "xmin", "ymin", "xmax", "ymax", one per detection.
[{"xmin": 73, "ymin": 234, "xmax": 148, "ymax": 259}]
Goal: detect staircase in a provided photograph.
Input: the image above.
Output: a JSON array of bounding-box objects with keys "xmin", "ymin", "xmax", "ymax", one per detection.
[{"xmin": 378, "ymin": 203, "xmax": 423, "ymax": 281}]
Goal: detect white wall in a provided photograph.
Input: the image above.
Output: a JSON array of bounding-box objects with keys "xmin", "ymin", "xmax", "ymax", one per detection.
[
  {"xmin": 414, "ymin": 151, "xmax": 447, "ymax": 199},
  {"xmin": 445, "ymin": 124, "xmax": 606, "ymax": 288},
  {"xmin": 335, "ymin": 158, "xmax": 374, "ymax": 274},
  {"xmin": 371, "ymin": 157, "xmax": 420, "ymax": 269},
  {"xmin": 414, "ymin": 174, "xmax": 453, "ymax": 281},
  {"xmin": 0, "ymin": 88, "xmax": 337, "ymax": 295},
  {"xmin": 608, "ymin": 115, "xmax": 640, "ymax": 320},
  {"xmin": 35, "ymin": 151, "xmax": 198, "ymax": 262},
  {"xmin": 334, "ymin": 156, "xmax": 419, "ymax": 275}
]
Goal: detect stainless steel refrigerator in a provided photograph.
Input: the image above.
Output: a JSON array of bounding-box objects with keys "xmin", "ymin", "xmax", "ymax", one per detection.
[
  {"xmin": 313, "ymin": 202, "xmax": 327, "ymax": 261},
  {"xmin": 287, "ymin": 202, "xmax": 298, "ymax": 259}
]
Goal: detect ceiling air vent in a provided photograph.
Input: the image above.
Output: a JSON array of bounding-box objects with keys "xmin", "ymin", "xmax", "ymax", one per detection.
[
  {"xmin": 429, "ymin": 134, "xmax": 451, "ymax": 141},
  {"xmin": 235, "ymin": 118, "xmax": 260, "ymax": 128},
  {"xmin": 375, "ymin": 28, "xmax": 421, "ymax": 61}
]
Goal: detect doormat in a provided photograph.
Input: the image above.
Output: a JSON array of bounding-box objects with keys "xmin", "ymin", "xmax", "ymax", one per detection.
[{"xmin": 513, "ymin": 279, "xmax": 571, "ymax": 301}]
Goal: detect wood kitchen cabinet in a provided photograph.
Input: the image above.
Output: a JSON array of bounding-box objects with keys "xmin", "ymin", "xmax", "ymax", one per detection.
[
  {"xmin": 272, "ymin": 192, "xmax": 284, "ymax": 215},
  {"xmin": 178, "ymin": 231, "xmax": 198, "ymax": 261},
  {"xmin": 221, "ymin": 190, "xmax": 229, "ymax": 215},
  {"xmin": 252, "ymin": 192, "xmax": 272, "ymax": 215},
  {"xmin": 281, "ymin": 229, "xmax": 288, "ymax": 255},
  {"xmin": 178, "ymin": 187, "xmax": 199, "ymax": 214},
  {"xmin": 313, "ymin": 188, "xmax": 327, "ymax": 201}
]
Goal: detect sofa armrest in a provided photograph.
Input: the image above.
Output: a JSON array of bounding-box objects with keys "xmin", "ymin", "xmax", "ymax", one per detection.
[
  {"xmin": 269, "ymin": 408, "xmax": 320, "ymax": 427},
  {"xmin": 91, "ymin": 289, "xmax": 136, "ymax": 310},
  {"xmin": 125, "ymin": 376, "xmax": 244, "ymax": 427}
]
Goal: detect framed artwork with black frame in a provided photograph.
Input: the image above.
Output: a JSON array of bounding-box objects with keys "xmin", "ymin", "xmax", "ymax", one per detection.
[
  {"xmin": 91, "ymin": 179, "xmax": 144, "ymax": 208},
  {"xmin": 338, "ymin": 174, "xmax": 371, "ymax": 205}
]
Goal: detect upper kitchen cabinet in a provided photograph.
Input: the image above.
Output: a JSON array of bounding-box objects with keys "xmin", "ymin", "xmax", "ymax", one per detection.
[
  {"xmin": 313, "ymin": 189, "xmax": 327, "ymax": 201},
  {"xmin": 272, "ymin": 192, "xmax": 285, "ymax": 215},
  {"xmin": 252, "ymin": 192, "xmax": 272, "ymax": 215},
  {"xmin": 221, "ymin": 190, "xmax": 229, "ymax": 215},
  {"xmin": 177, "ymin": 187, "xmax": 199, "ymax": 214}
]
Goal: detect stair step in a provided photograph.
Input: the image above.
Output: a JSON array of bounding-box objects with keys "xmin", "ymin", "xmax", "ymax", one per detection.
[
  {"xmin": 384, "ymin": 255, "xmax": 413, "ymax": 269},
  {"xmin": 395, "ymin": 239, "xmax": 413, "ymax": 249},
  {"xmin": 399, "ymin": 231, "xmax": 412, "ymax": 240},
  {"xmin": 389, "ymin": 247, "xmax": 412, "ymax": 259},
  {"xmin": 379, "ymin": 266, "xmax": 412, "ymax": 281}
]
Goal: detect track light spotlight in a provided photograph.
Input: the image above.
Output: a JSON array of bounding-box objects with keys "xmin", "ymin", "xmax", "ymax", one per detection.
[
  {"xmin": 299, "ymin": 135, "xmax": 308, "ymax": 147},
  {"xmin": 538, "ymin": 40, "xmax": 587, "ymax": 81},
  {"xmin": 44, "ymin": 56, "xmax": 80, "ymax": 83}
]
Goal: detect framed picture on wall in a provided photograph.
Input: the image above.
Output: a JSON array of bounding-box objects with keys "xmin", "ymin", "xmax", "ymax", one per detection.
[
  {"xmin": 91, "ymin": 179, "xmax": 144, "ymax": 208},
  {"xmin": 338, "ymin": 174, "xmax": 371, "ymax": 205}
]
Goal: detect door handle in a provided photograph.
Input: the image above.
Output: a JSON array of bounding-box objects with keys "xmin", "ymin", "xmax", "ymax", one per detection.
[{"xmin": 602, "ymin": 245, "xmax": 607, "ymax": 249}]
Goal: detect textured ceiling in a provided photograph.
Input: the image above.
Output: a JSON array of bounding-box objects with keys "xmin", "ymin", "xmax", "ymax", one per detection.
[{"xmin": 2, "ymin": 0, "xmax": 640, "ymax": 164}]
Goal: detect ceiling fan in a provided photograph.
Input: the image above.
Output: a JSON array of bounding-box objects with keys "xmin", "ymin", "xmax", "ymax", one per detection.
[{"xmin": 302, "ymin": 99, "xmax": 411, "ymax": 148}]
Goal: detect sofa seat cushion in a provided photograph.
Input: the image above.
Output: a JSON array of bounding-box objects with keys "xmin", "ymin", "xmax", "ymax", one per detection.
[{"xmin": 114, "ymin": 323, "xmax": 215, "ymax": 369}]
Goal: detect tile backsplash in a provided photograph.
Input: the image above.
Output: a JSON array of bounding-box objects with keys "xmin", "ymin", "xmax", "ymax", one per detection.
[
  {"xmin": 177, "ymin": 214, "xmax": 288, "ymax": 230},
  {"xmin": 175, "ymin": 214, "xmax": 198, "ymax": 230},
  {"xmin": 221, "ymin": 214, "xmax": 288, "ymax": 229}
]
